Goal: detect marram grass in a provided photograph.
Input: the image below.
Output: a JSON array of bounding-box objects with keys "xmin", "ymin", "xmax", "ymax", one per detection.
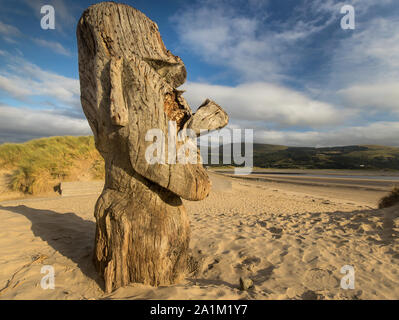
[
  {"xmin": 0, "ymin": 136, "xmax": 104, "ymax": 195},
  {"xmin": 378, "ymin": 186, "xmax": 399, "ymax": 209}
]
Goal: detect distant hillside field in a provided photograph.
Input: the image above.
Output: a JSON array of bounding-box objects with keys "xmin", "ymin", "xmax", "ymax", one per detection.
[
  {"xmin": 254, "ymin": 144, "xmax": 399, "ymax": 170},
  {"xmin": 0, "ymin": 136, "xmax": 104, "ymax": 195},
  {"xmin": 205, "ymin": 143, "xmax": 399, "ymax": 170},
  {"xmin": 1, "ymin": 136, "xmax": 399, "ymax": 197}
]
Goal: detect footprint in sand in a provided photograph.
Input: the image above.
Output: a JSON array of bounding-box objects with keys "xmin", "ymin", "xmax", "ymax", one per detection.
[
  {"xmin": 268, "ymin": 227, "xmax": 283, "ymax": 234},
  {"xmin": 300, "ymin": 290, "xmax": 323, "ymax": 300},
  {"xmin": 243, "ymin": 256, "xmax": 261, "ymax": 269},
  {"xmin": 303, "ymin": 268, "xmax": 339, "ymax": 292},
  {"xmin": 257, "ymin": 220, "xmax": 267, "ymax": 228},
  {"xmin": 268, "ymin": 227, "xmax": 283, "ymax": 239},
  {"xmin": 302, "ymin": 250, "xmax": 319, "ymax": 263}
]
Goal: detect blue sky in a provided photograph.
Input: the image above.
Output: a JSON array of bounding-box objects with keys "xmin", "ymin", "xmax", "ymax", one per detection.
[{"xmin": 0, "ymin": 0, "xmax": 398, "ymax": 146}]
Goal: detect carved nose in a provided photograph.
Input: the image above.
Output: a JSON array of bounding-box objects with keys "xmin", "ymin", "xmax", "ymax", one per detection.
[
  {"xmin": 110, "ymin": 57, "xmax": 128, "ymax": 126},
  {"xmin": 110, "ymin": 95, "xmax": 128, "ymax": 126},
  {"xmin": 110, "ymin": 111, "xmax": 127, "ymax": 126}
]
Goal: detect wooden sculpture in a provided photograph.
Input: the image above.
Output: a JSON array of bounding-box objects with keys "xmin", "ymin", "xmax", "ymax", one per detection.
[{"xmin": 77, "ymin": 2, "xmax": 228, "ymax": 292}]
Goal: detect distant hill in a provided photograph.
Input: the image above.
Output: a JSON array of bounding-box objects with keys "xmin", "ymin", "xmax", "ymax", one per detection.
[
  {"xmin": 1, "ymin": 136, "xmax": 399, "ymax": 196},
  {"xmin": 204, "ymin": 143, "xmax": 399, "ymax": 170}
]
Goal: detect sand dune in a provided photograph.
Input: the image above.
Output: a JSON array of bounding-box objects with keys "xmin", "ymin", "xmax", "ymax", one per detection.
[{"xmin": 0, "ymin": 173, "xmax": 398, "ymax": 300}]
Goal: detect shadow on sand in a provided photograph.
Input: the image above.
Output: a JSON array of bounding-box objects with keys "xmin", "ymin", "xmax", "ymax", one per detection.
[
  {"xmin": 0, "ymin": 205, "xmax": 104, "ymax": 290},
  {"xmin": 0, "ymin": 202, "xmax": 398, "ymax": 298}
]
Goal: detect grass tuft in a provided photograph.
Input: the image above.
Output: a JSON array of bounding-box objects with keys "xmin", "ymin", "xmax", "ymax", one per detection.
[
  {"xmin": 0, "ymin": 136, "xmax": 104, "ymax": 195},
  {"xmin": 378, "ymin": 186, "xmax": 399, "ymax": 209}
]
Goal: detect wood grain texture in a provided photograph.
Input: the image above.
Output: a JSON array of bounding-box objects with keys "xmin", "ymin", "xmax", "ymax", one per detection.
[
  {"xmin": 187, "ymin": 99, "xmax": 229, "ymax": 136},
  {"xmin": 77, "ymin": 2, "xmax": 228, "ymax": 293}
]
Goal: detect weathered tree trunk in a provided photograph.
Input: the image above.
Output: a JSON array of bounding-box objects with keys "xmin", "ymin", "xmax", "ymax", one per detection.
[
  {"xmin": 94, "ymin": 152, "xmax": 190, "ymax": 291},
  {"xmin": 76, "ymin": 2, "xmax": 228, "ymax": 293}
]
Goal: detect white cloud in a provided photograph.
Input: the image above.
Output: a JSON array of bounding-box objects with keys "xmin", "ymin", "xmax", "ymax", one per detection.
[
  {"xmin": 338, "ymin": 82, "xmax": 399, "ymax": 112},
  {"xmin": 0, "ymin": 105, "xmax": 91, "ymax": 143},
  {"xmin": 172, "ymin": 0, "xmax": 380, "ymax": 82},
  {"xmin": 327, "ymin": 17, "xmax": 399, "ymax": 90},
  {"xmin": 33, "ymin": 38, "xmax": 71, "ymax": 56},
  {"xmin": 1, "ymin": 0, "xmax": 397, "ymax": 148},
  {"xmin": 172, "ymin": 2, "xmax": 294, "ymax": 81},
  {"xmin": 356, "ymin": 19, "xmax": 399, "ymax": 72},
  {"xmin": 0, "ymin": 20, "xmax": 21, "ymax": 37},
  {"xmin": 173, "ymin": 1, "xmax": 399, "ymax": 91},
  {"xmin": 320, "ymin": 15, "xmax": 399, "ymax": 117},
  {"xmin": 0, "ymin": 20, "xmax": 21, "ymax": 44},
  {"xmin": 256, "ymin": 121, "xmax": 399, "ymax": 147},
  {"xmin": 183, "ymin": 82, "xmax": 342, "ymax": 128},
  {"xmin": 306, "ymin": 0, "xmax": 393, "ymax": 19},
  {"xmin": 181, "ymin": 80, "xmax": 398, "ymax": 147},
  {"xmin": 262, "ymin": 1, "xmax": 399, "ymax": 123},
  {"xmin": 0, "ymin": 18, "xmax": 73, "ymax": 54},
  {"xmin": 0, "ymin": 55, "xmax": 80, "ymax": 108}
]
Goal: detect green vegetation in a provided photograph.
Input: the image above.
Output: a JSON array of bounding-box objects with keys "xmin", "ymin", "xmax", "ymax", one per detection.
[
  {"xmin": 1, "ymin": 136, "xmax": 399, "ymax": 196},
  {"xmin": 378, "ymin": 187, "xmax": 399, "ymax": 209},
  {"xmin": 206, "ymin": 143, "xmax": 399, "ymax": 170},
  {"xmin": 0, "ymin": 136, "xmax": 104, "ymax": 194}
]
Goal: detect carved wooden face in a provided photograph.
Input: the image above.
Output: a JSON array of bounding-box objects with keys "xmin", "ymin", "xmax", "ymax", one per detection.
[{"xmin": 77, "ymin": 2, "xmax": 222, "ymax": 200}]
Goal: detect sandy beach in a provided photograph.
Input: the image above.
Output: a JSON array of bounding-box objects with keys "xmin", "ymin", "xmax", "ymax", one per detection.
[{"xmin": 0, "ymin": 172, "xmax": 398, "ymax": 300}]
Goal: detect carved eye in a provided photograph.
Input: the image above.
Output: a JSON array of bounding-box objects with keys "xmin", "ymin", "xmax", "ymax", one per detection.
[{"xmin": 144, "ymin": 58, "xmax": 187, "ymax": 88}]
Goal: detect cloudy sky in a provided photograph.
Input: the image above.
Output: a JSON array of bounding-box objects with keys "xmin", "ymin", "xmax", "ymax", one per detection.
[{"xmin": 0, "ymin": 0, "xmax": 398, "ymax": 146}]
